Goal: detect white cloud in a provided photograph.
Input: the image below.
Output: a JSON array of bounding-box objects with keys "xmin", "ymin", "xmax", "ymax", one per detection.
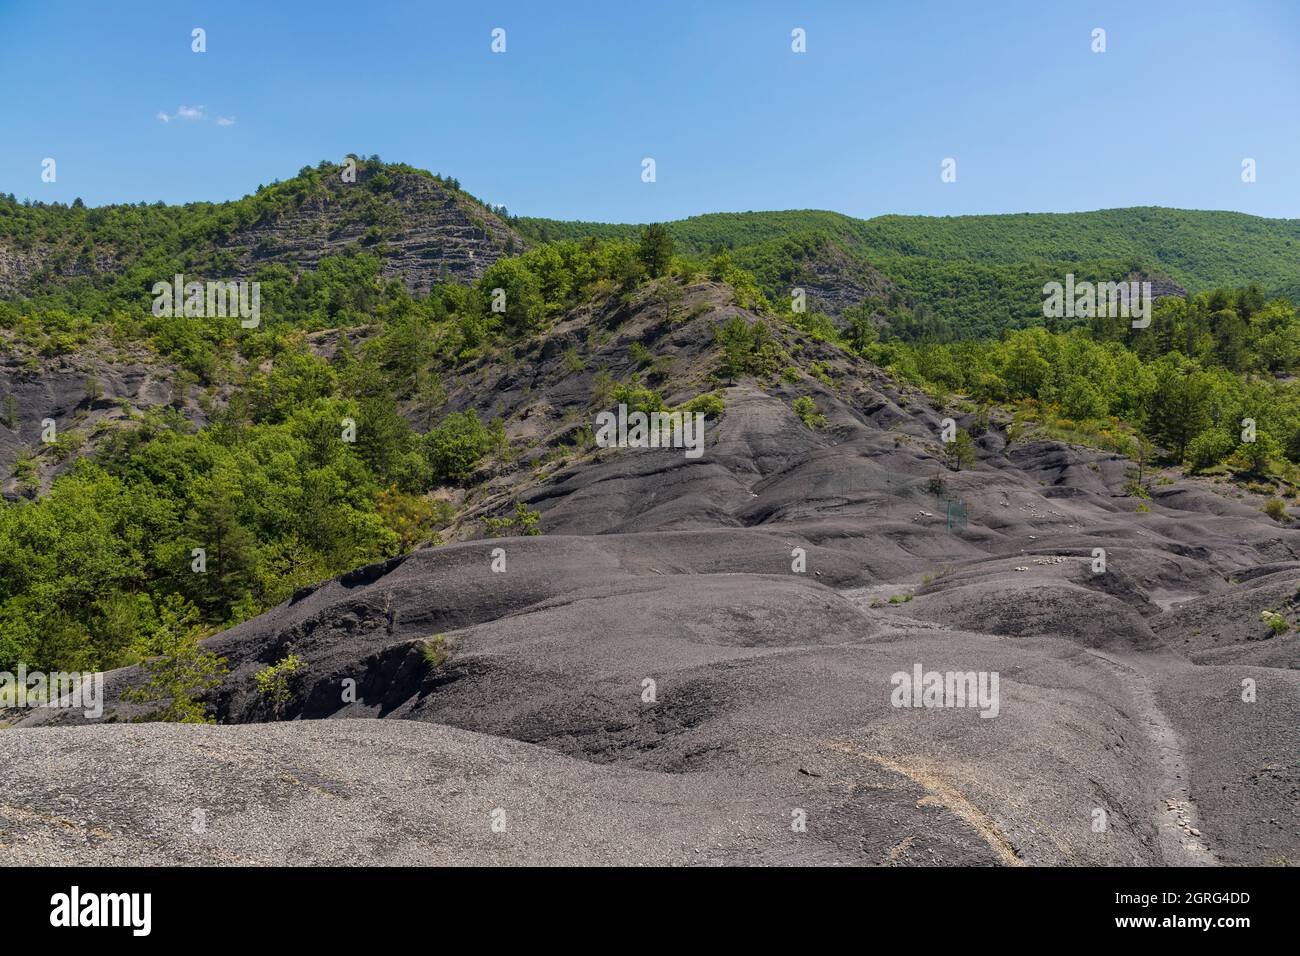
[{"xmin": 157, "ymin": 105, "xmax": 234, "ymax": 125}]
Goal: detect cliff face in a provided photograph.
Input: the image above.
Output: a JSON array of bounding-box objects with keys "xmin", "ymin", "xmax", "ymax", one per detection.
[
  {"xmin": 0, "ymin": 243, "xmax": 119, "ymax": 296},
  {"xmin": 793, "ymin": 238, "xmax": 897, "ymax": 319},
  {"xmin": 221, "ymin": 167, "xmax": 524, "ymax": 292},
  {"xmin": 0, "ymin": 333, "xmax": 194, "ymax": 499}
]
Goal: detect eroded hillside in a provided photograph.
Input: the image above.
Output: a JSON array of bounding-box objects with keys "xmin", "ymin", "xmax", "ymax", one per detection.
[{"xmin": 5, "ymin": 278, "xmax": 1296, "ymax": 867}]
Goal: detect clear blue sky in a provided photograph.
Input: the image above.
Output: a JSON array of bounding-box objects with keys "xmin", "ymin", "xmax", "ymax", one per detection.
[{"xmin": 2, "ymin": 0, "xmax": 1298, "ymax": 221}]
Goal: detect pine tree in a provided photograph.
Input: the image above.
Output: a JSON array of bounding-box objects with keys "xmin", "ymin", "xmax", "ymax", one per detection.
[{"xmin": 637, "ymin": 224, "xmax": 674, "ymax": 279}]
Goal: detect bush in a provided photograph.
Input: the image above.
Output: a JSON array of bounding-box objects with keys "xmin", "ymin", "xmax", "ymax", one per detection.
[
  {"xmin": 792, "ymin": 396, "xmax": 826, "ymax": 429},
  {"xmin": 612, "ymin": 382, "xmax": 664, "ymax": 414},
  {"xmin": 1186, "ymin": 428, "xmax": 1236, "ymax": 472},
  {"xmin": 122, "ymin": 596, "xmax": 228, "ymax": 724},
  {"xmin": 680, "ymin": 392, "xmax": 725, "ymax": 417},
  {"xmin": 716, "ymin": 317, "xmax": 783, "ymax": 383},
  {"xmin": 1262, "ymin": 497, "xmax": 1289, "ymax": 523},
  {"xmin": 422, "ymin": 634, "xmax": 451, "ymax": 668},
  {"xmin": 1232, "ymin": 433, "xmax": 1282, "ymax": 476},
  {"xmin": 425, "ymin": 410, "xmax": 494, "ymax": 483},
  {"xmin": 376, "ymin": 485, "xmax": 454, "ymax": 551},
  {"xmin": 1260, "ymin": 610, "xmax": 1288, "ymax": 635},
  {"xmin": 254, "ymin": 654, "xmax": 304, "ymax": 707},
  {"xmin": 481, "ymin": 501, "xmax": 542, "ymax": 537}
]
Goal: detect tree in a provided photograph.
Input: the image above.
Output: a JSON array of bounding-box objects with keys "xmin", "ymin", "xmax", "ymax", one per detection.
[
  {"xmin": 187, "ymin": 474, "xmax": 257, "ymax": 620},
  {"xmin": 637, "ymin": 224, "xmax": 674, "ymax": 279},
  {"xmin": 478, "ymin": 258, "xmax": 545, "ymax": 333},
  {"xmin": 1000, "ymin": 335, "xmax": 1051, "ymax": 398},
  {"xmin": 0, "ymin": 393, "xmax": 17, "ymax": 430},
  {"xmin": 716, "ymin": 317, "xmax": 753, "ymax": 385},
  {"xmin": 354, "ymin": 394, "xmax": 420, "ymax": 487},
  {"xmin": 1146, "ymin": 358, "xmax": 1213, "ymax": 461},
  {"xmin": 425, "ymin": 410, "xmax": 494, "ymax": 483},
  {"xmin": 1119, "ymin": 432, "xmax": 1159, "ymax": 498},
  {"xmin": 123, "ymin": 595, "xmax": 228, "ymax": 723},
  {"xmin": 845, "ymin": 304, "xmax": 879, "ymax": 353},
  {"xmin": 1233, "ymin": 431, "xmax": 1281, "ymax": 476},
  {"xmin": 649, "ymin": 278, "xmax": 684, "ymax": 324},
  {"xmin": 945, "ymin": 429, "xmax": 976, "ymax": 471}
]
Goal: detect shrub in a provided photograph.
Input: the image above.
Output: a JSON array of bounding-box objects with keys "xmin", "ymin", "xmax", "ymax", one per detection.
[
  {"xmin": 1186, "ymin": 428, "xmax": 1236, "ymax": 472},
  {"xmin": 425, "ymin": 410, "xmax": 494, "ymax": 483},
  {"xmin": 422, "ymin": 634, "xmax": 451, "ymax": 668},
  {"xmin": 376, "ymin": 485, "xmax": 454, "ymax": 551},
  {"xmin": 792, "ymin": 396, "xmax": 826, "ymax": 429},
  {"xmin": 254, "ymin": 654, "xmax": 304, "ymax": 707},
  {"xmin": 808, "ymin": 361, "xmax": 833, "ymax": 385},
  {"xmin": 1262, "ymin": 497, "xmax": 1289, "ymax": 523},
  {"xmin": 628, "ymin": 342, "xmax": 654, "ymax": 368},
  {"xmin": 612, "ymin": 382, "xmax": 664, "ymax": 414},
  {"xmin": 561, "ymin": 347, "xmax": 585, "ymax": 375},
  {"xmin": 716, "ymin": 316, "xmax": 783, "ymax": 383},
  {"xmin": 1233, "ymin": 433, "xmax": 1283, "ymax": 476},
  {"xmin": 680, "ymin": 392, "xmax": 725, "ymax": 417},
  {"xmin": 1260, "ymin": 610, "xmax": 1289, "ymax": 635},
  {"xmin": 482, "ymin": 501, "xmax": 542, "ymax": 537}
]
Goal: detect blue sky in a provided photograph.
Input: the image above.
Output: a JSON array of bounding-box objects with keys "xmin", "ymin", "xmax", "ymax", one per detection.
[{"xmin": 2, "ymin": 0, "xmax": 1298, "ymax": 221}]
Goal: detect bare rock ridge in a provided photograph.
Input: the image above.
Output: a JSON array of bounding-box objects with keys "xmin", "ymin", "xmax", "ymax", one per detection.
[
  {"xmin": 3, "ymin": 281, "xmax": 1296, "ymax": 866},
  {"xmin": 223, "ymin": 167, "xmax": 521, "ymax": 293}
]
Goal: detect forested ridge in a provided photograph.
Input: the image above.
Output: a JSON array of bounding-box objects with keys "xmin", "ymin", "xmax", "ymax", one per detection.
[{"xmin": 2, "ymin": 160, "xmax": 1298, "ymax": 693}]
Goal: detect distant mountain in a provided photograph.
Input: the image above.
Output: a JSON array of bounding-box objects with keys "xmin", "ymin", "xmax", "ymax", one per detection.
[{"xmin": 519, "ymin": 206, "xmax": 1300, "ymax": 336}]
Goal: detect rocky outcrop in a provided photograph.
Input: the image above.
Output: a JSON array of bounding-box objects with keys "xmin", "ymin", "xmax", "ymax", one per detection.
[
  {"xmin": 0, "ymin": 337, "xmax": 193, "ymax": 498},
  {"xmin": 223, "ymin": 169, "xmax": 523, "ymax": 292},
  {"xmin": 0, "ymin": 243, "xmax": 118, "ymax": 296}
]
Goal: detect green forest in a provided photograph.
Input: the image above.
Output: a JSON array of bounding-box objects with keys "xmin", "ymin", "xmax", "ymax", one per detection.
[{"xmin": 519, "ymin": 206, "xmax": 1300, "ymax": 339}]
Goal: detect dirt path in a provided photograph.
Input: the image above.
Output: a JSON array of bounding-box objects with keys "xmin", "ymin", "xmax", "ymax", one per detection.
[{"xmin": 1085, "ymin": 649, "xmax": 1218, "ymax": 866}]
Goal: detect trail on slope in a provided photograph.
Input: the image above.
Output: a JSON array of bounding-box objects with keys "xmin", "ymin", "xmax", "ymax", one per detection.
[{"xmin": 1083, "ymin": 649, "xmax": 1218, "ymax": 866}]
